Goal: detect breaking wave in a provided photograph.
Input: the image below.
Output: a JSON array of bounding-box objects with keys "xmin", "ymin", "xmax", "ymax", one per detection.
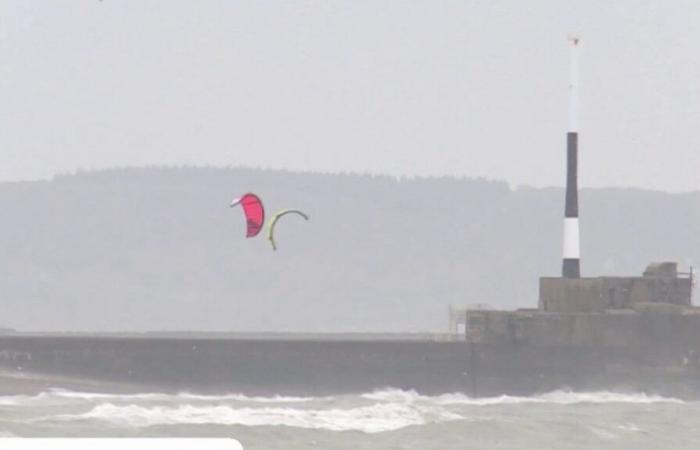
[
  {"xmin": 48, "ymin": 389, "xmax": 316, "ymax": 403},
  {"xmin": 12, "ymin": 387, "xmax": 685, "ymax": 433},
  {"xmin": 0, "ymin": 389, "xmax": 314, "ymax": 405},
  {"xmin": 1, "ymin": 387, "xmax": 681, "ymax": 407},
  {"xmin": 361, "ymin": 388, "xmax": 685, "ymax": 405},
  {"xmin": 53, "ymin": 402, "xmax": 462, "ymax": 433}
]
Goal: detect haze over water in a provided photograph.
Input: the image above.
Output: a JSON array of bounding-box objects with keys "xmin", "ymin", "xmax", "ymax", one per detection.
[{"xmin": 2, "ymin": 2, "xmax": 697, "ymax": 448}]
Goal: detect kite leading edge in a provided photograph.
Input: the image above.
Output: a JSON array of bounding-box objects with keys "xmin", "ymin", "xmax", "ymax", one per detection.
[{"xmin": 267, "ymin": 209, "xmax": 309, "ymax": 251}]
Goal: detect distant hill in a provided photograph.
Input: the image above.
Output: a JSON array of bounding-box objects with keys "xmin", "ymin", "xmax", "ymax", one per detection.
[{"xmin": 0, "ymin": 168, "xmax": 698, "ymax": 332}]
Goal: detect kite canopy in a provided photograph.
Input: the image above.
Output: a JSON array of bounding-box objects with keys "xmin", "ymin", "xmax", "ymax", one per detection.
[
  {"xmin": 230, "ymin": 193, "xmax": 265, "ymax": 238},
  {"xmin": 267, "ymin": 209, "xmax": 309, "ymax": 251}
]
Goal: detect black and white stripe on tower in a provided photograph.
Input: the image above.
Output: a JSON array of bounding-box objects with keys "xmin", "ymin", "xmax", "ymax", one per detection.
[{"xmin": 562, "ymin": 35, "xmax": 580, "ymax": 279}]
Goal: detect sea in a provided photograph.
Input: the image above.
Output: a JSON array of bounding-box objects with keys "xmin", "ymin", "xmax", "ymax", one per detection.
[{"xmin": 0, "ymin": 384, "xmax": 697, "ymax": 449}]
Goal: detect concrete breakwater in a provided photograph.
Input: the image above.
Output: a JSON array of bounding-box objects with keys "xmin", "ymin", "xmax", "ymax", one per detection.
[{"xmin": 0, "ymin": 334, "xmax": 699, "ymax": 398}]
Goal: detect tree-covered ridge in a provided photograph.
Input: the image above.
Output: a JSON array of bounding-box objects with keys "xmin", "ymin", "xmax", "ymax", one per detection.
[{"xmin": 0, "ymin": 167, "xmax": 697, "ymax": 332}]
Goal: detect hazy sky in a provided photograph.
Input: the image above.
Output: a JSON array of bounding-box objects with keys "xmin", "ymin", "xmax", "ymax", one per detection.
[{"xmin": 1, "ymin": 1, "xmax": 699, "ymax": 191}]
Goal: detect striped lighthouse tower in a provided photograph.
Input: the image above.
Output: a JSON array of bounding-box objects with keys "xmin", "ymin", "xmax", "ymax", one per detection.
[{"xmin": 562, "ymin": 35, "xmax": 581, "ymax": 278}]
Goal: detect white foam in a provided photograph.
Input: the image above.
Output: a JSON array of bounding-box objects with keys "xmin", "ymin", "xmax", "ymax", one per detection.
[
  {"xmin": 0, "ymin": 397, "xmax": 22, "ymax": 406},
  {"xmin": 0, "ymin": 392, "xmax": 53, "ymax": 406},
  {"xmin": 54, "ymin": 402, "xmax": 462, "ymax": 433},
  {"xmin": 616, "ymin": 423, "xmax": 642, "ymax": 433},
  {"xmin": 2, "ymin": 387, "xmax": 683, "ymax": 410},
  {"xmin": 177, "ymin": 392, "xmax": 316, "ymax": 403},
  {"xmin": 362, "ymin": 388, "xmax": 684, "ymax": 405},
  {"xmin": 0, "ymin": 389, "xmax": 318, "ymax": 410},
  {"xmin": 9, "ymin": 386, "xmax": 686, "ymax": 435},
  {"xmin": 2, "ymin": 386, "xmax": 683, "ymax": 411},
  {"xmin": 533, "ymin": 390, "xmax": 684, "ymax": 405},
  {"xmin": 44, "ymin": 389, "xmax": 315, "ymax": 403}
]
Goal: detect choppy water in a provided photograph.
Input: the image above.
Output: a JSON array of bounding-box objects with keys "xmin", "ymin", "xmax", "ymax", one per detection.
[{"xmin": 0, "ymin": 387, "xmax": 697, "ymax": 449}]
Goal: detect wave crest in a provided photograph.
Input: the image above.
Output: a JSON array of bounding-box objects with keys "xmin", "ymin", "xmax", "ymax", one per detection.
[
  {"xmin": 15, "ymin": 387, "xmax": 685, "ymax": 433},
  {"xmin": 55, "ymin": 402, "xmax": 462, "ymax": 433},
  {"xmin": 362, "ymin": 388, "xmax": 684, "ymax": 405}
]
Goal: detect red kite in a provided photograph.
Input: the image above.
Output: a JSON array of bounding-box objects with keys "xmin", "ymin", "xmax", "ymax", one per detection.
[{"xmin": 230, "ymin": 193, "xmax": 265, "ymax": 238}]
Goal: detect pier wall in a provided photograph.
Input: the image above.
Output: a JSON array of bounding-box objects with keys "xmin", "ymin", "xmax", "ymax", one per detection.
[{"xmin": 0, "ymin": 334, "xmax": 699, "ymax": 398}]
